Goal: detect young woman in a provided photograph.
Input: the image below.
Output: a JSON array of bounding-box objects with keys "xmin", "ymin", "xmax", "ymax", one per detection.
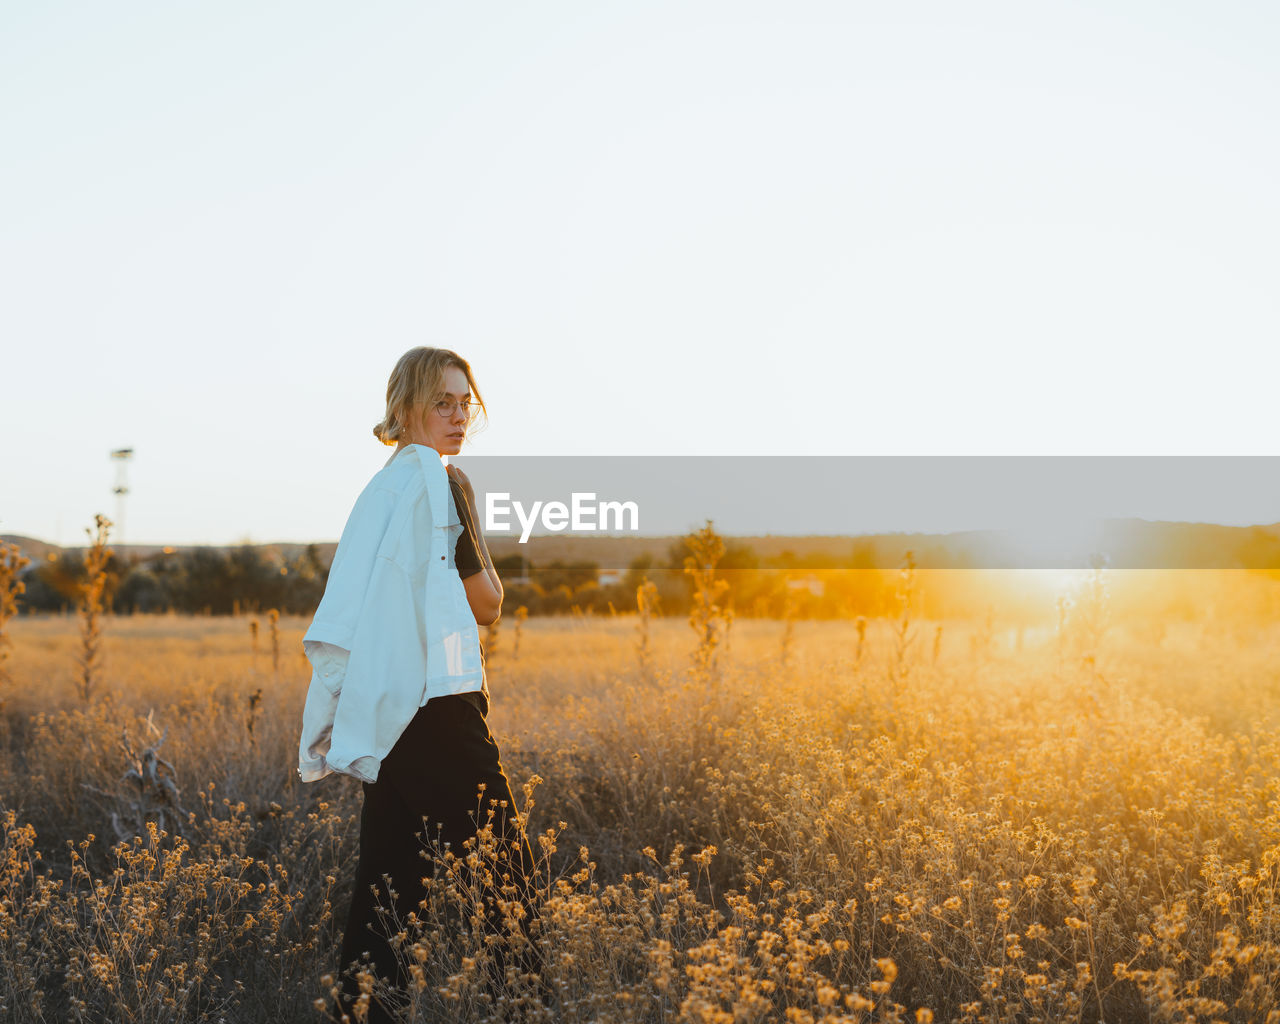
[{"xmin": 296, "ymin": 346, "xmax": 539, "ymax": 1022}]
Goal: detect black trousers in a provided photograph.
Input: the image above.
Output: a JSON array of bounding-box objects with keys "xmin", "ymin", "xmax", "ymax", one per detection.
[{"xmin": 338, "ymin": 693, "xmax": 539, "ymax": 1023}]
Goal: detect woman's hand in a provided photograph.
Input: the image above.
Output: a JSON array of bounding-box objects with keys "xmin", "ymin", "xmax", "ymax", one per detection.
[{"xmin": 447, "ymin": 464, "xmax": 476, "ymax": 502}]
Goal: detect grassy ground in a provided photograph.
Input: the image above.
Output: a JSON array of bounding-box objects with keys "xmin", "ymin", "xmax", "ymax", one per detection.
[{"xmin": 1, "ymin": 596, "xmax": 1278, "ymax": 1023}]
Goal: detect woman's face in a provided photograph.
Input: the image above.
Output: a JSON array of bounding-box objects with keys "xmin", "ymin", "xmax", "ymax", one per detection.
[{"xmin": 408, "ymin": 364, "xmax": 472, "ymax": 456}]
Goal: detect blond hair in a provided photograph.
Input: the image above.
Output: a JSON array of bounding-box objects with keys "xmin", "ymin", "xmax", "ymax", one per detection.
[{"xmin": 372, "ymin": 347, "xmax": 487, "ymax": 445}]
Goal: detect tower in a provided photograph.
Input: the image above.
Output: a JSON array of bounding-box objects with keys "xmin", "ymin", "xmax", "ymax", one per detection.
[{"xmin": 110, "ymin": 448, "xmax": 134, "ymax": 549}]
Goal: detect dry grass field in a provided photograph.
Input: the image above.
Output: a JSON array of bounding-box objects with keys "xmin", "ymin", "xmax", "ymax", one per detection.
[{"xmin": 2, "ymin": 575, "xmax": 1279, "ymax": 1023}]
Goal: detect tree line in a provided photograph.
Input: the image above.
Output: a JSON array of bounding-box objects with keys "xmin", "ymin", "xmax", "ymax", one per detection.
[{"xmin": 13, "ymin": 532, "xmax": 904, "ymax": 619}]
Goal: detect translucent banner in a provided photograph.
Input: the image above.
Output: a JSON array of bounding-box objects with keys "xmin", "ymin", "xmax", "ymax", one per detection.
[{"xmin": 448, "ymin": 455, "xmax": 1280, "ymax": 569}]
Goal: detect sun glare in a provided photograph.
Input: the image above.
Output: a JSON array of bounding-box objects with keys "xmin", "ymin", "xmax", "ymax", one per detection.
[
  {"xmin": 998, "ymin": 516, "xmax": 1109, "ymax": 571},
  {"xmin": 1016, "ymin": 568, "xmax": 1085, "ymax": 598}
]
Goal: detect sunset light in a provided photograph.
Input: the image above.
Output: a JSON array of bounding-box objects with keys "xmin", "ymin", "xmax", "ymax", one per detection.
[
  {"xmin": 994, "ymin": 515, "xmax": 1109, "ymax": 571},
  {"xmin": 2, "ymin": 3, "xmax": 1278, "ymax": 1020}
]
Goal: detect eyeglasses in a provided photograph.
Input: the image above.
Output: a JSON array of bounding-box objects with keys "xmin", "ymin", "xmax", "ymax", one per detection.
[{"xmin": 431, "ymin": 398, "xmax": 479, "ymax": 419}]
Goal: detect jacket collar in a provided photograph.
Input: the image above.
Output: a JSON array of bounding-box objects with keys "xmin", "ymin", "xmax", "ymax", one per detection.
[
  {"xmin": 384, "ymin": 442, "xmax": 448, "ymax": 470},
  {"xmin": 386, "ymin": 443, "xmax": 454, "ymax": 529}
]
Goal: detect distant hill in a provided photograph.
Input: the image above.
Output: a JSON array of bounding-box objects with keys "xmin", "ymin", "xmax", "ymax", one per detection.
[{"xmin": 1, "ymin": 535, "xmax": 62, "ymax": 562}]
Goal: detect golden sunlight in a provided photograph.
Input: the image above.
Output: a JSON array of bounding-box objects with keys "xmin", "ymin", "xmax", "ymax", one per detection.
[{"xmin": 995, "ymin": 515, "xmax": 1109, "ymax": 570}]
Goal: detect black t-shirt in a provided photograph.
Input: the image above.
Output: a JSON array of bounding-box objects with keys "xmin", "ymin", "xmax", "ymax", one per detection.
[
  {"xmin": 450, "ymin": 478, "xmax": 484, "ymax": 580},
  {"xmin": 449, "ymin": 478, "xmax": 490, "ymax": 718}
]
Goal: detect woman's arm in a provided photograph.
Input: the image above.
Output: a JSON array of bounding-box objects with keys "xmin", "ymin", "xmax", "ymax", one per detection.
[
  {"xmin": 450, "ymin": 466, "xmax": 504, "ymax": 625},
  {"xmin": 461, "ymin": 513, "xmax": 503, "ymax": 625}
]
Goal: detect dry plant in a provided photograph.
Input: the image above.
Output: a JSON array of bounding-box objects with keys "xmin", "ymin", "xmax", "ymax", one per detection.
[
  {"xmin": 316, "ymin": 783, "xmax": 938, "ymax": 1024},
  {"xmin": 0, "ymin": 794, "xmax": 347, "ymax": 1024},
  {"xmin": 513, "ymin": 605, "xmax": 528, "ymax": 660},
  {"xmin": 245, "ymin": 688, "xmax": 263, "ymax": 745},
  {"xmin": 684, "ymin": 520, "xmax": 730, "ymax": 685},
  {"xmin": 486, "ymin": 617, "xmax": 501, "ymax": 667},
  {"xmin": 1075, "ymin": 553, "xmax": 1111, "ymax": 674},
  {"xmin": 780, "ymin": 582, "xmax": 797, "ymax": 671},
  {"xmin": 325, "ymin": 777, "xmax": 549, "ymax": 1023},
  {"xmin": 75, "ymin": 514, "xmax": 112, "ymax": 704},
  {"xmin": 969, "ymin": 604, "xmax": 996, "ymax": 665},
  {"xmin": 635, "ymin": 579, "xmax": 659, "ymax": 681},
  {"xmin": 1055, "ymin": 593, "xmax": 1071, "ymax": 675},
  {"xmin": 1055, "ymin": 556, "xmax": 1112, "ymax": 684},
  {"xmin": 889, "ymin": 549, "xmax": 919, "ymax": 686},
  {"xmin": 266, "ymin": 609, "xmax": 280, "ymax": 676},
  {"xmin": 0, "ymin": 540, "xmax": 30, "ymax": 707},
  {"xmin": 81, "ymin": 713, "xmax": 189, "ymax": 843}
]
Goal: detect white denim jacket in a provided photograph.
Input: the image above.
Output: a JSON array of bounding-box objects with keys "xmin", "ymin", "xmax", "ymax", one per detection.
[{"xmin": 296, "ymin": 443, "xmax": 486, "ymax": 784}]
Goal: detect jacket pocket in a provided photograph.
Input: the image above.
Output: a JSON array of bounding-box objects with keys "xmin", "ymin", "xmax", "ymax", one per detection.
[{"xmin": 304, "ymin": 640, "xmax": 348, "ymax": 696}]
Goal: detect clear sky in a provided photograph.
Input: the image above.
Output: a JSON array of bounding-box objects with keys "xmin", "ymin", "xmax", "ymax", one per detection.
[{"xmin": 2, "ymin": 2, "xmax": 1277, "ymax": 547}]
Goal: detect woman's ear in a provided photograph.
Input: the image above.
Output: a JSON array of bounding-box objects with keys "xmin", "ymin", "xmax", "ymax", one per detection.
[{"xmin": 402, "ymin": 406, "xmax": 424, "ymax": 441}]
